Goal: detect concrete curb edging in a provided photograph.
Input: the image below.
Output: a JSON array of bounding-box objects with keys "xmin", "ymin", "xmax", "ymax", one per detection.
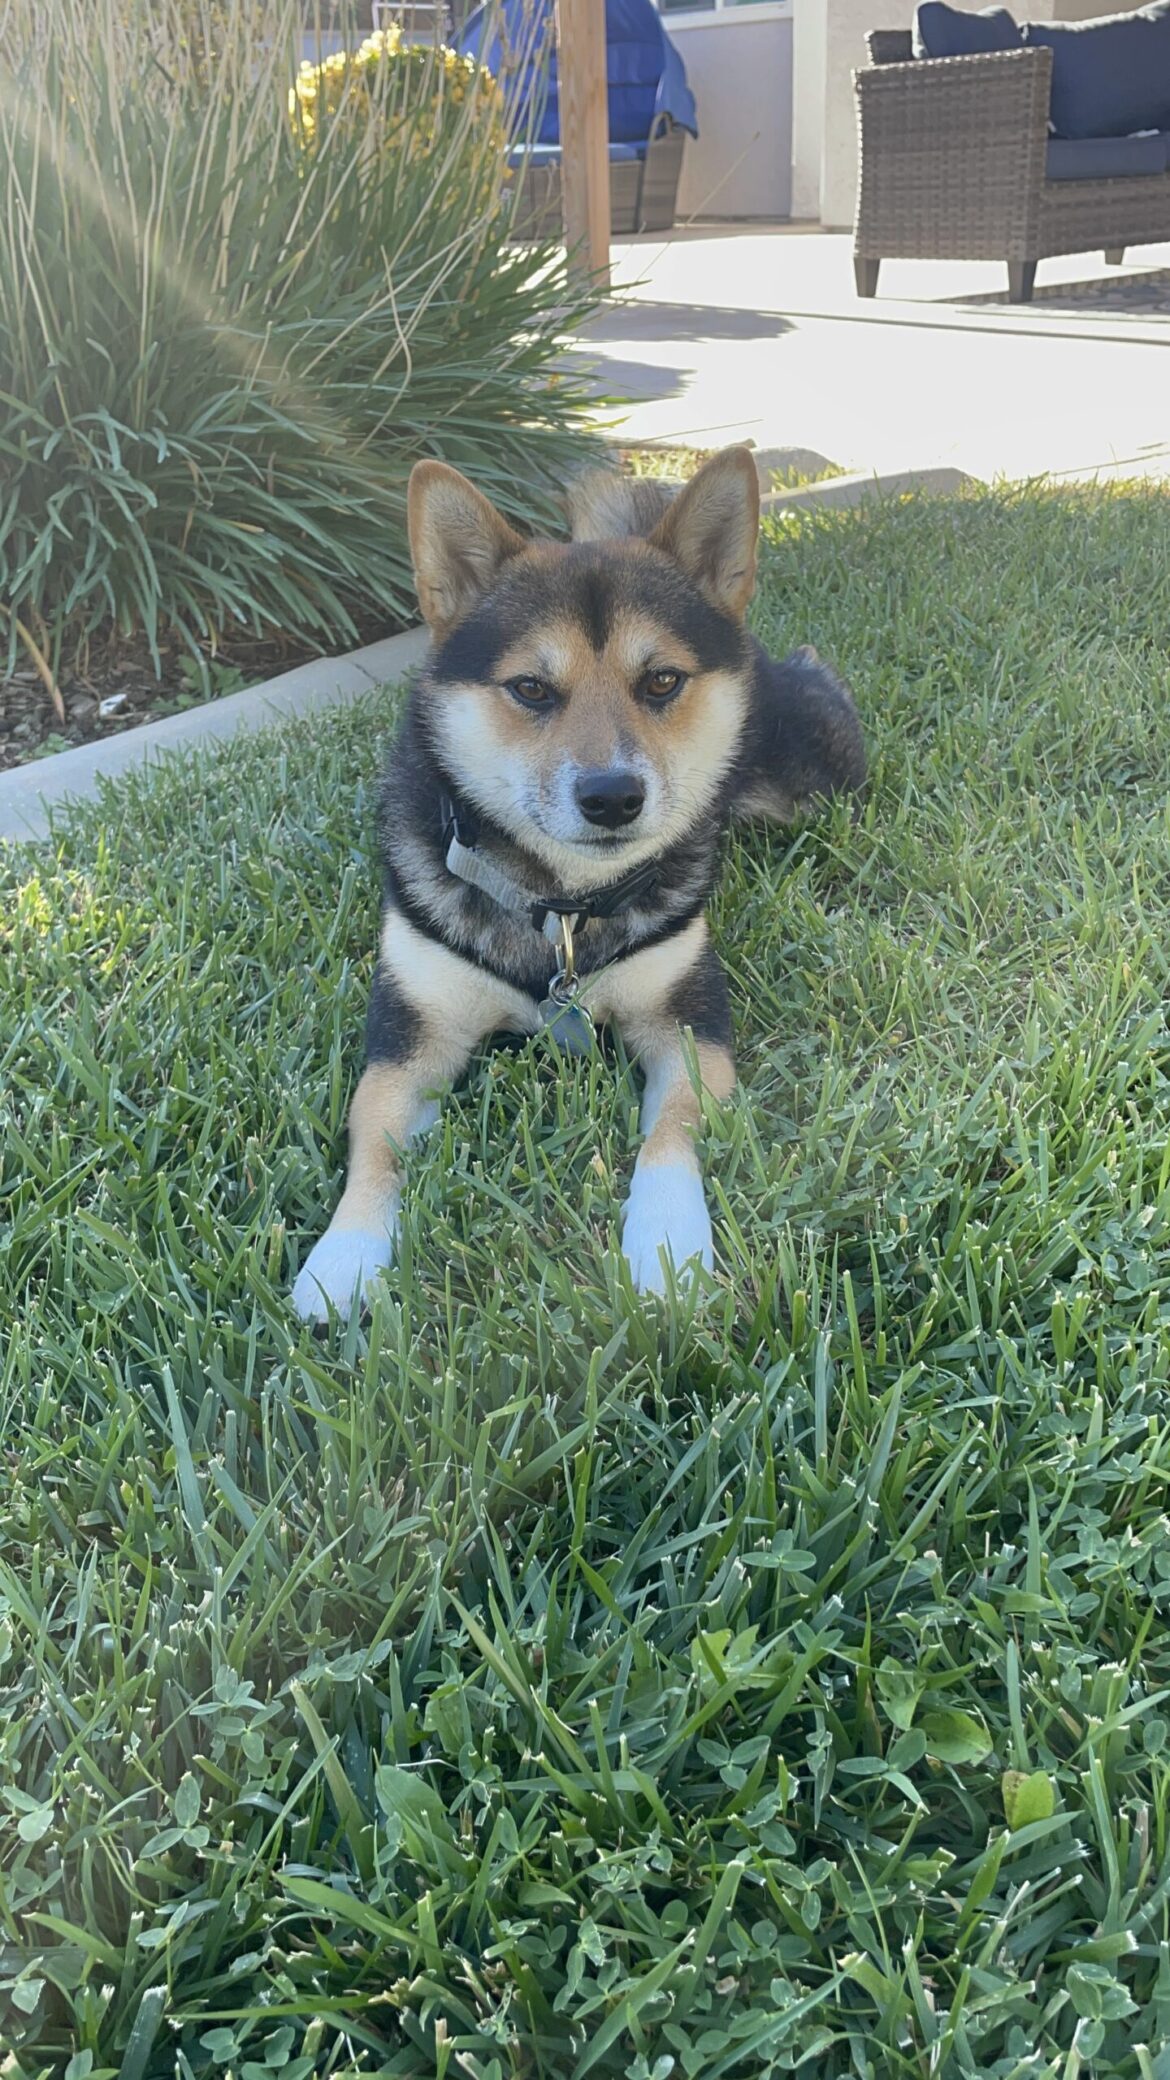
[
  {"xmin": 0, "ymin": 462, "xmax": 982, "ymax": 845},
  {"xmin": 761, "ymin": 464, "xmax": 978, "ymax": 514},
  {"xmin": 0, "ymin": 626, "xmax": 431, "ymax": 844}
]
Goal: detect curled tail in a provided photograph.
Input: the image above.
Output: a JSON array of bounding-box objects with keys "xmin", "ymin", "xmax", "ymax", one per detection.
[
  {"xmin": 565, "ymin": 467, "xmax": 678, "ymax": 543},
  {"xmin": 734, "ymin": 643, "xmax": 867, "ymax": 824}
]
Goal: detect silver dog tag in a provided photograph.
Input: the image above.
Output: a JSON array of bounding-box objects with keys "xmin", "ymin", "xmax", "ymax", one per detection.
[
  {"xmin": 537, "ymin": 914, "xmax": 596, "ymax": 1055},
  {"xmin": 537, "ymin": 980, "xmax": 596, "ymax": 1056}
]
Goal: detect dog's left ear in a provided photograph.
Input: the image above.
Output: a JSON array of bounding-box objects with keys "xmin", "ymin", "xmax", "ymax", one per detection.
[
  {"xmin": 649, "ymin": 446, "xmax": 759, "ymax": 619},
  {"xmin": 408, "ymin": 460, "xmax": 526, "ymax": 637}
]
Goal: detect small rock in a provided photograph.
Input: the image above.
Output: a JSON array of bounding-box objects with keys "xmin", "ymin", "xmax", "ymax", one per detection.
[{"xmin": 752, "ymin": 447, "xmax": 841, "ymax": 488}]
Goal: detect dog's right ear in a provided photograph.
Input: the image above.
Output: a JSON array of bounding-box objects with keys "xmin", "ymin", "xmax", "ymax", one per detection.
[
  {"xmin": 408, "ymin": 461, "xmax": 525, "ymax": 637},
  {"xmin": 649, "ymin": 446, "xmax": 759, "ymax": 619}
]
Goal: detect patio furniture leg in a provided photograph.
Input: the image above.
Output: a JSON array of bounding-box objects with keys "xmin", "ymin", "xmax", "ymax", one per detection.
[
  {"xmin": 1007, "ymin": 259, "xmax": 1036, "ymax": 303},
  {"xmin": 1104, "ymin": 246, "xmax": 1125, "ymax": 265},
  {"xmin": 854, "ymin": 255, "xmax": 880, "ymax": 297}
]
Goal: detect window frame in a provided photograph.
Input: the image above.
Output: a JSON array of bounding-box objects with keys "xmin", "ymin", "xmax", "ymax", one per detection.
[{"xmin": 655, "ymin": 0, "xmax": 793, "ymax": 22}]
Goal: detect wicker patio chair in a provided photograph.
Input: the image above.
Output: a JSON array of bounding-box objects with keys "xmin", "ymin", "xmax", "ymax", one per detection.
[
  {"xmin": 458, "ymin": 0, "xmax": 696, "ymax": 240},
  {"xmin": 853, "ymin": 31, "xmax": 1170, "ymax": 302}
]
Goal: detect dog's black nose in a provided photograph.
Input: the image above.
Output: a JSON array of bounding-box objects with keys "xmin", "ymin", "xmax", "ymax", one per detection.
[{"xmin": 575, "ymin": 768, "xmax": 645, "ymax": 829}]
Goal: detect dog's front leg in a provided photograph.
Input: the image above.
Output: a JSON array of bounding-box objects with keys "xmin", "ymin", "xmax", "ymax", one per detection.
[
  {"xmin": 621, "ymin": 1033, "xmax": 736, "ymax": 1293},
  {"xmin": 291, "ymin": 1042, "xmax": 464, "ymax": 1324},
  {"xmin": 603, "ymin": 924, "xmax": 736, "ymax": 1296},
  {"xmin": 292, "ymin": 915, "xmax": 522, "ymax": 1322}
]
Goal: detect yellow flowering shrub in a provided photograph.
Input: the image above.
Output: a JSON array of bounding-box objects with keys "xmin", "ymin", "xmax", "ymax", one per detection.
[{"xmin": 291, "ymin": 26, "xmax": 508, "ymax": 163}]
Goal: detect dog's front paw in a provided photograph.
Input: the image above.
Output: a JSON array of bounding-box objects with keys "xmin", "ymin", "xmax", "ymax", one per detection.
[
  {"xmin": 292, "ymin": 1224, "xmax": 396, "ymax": 1323},
  {"xmin": 621, "ymin": 1161, "xmax": 714, "ymax": 1296}
]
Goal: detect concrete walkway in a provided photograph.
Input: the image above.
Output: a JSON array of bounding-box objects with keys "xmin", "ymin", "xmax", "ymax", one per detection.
[{"xmin": 576, "ymin": 226, "xmax": 1170, "ymax": 484}]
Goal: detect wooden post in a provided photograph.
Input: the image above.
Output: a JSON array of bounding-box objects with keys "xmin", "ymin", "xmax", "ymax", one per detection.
[{"xmin": 556, "ymin": 0, "xmax": 610, "ymax": 288}]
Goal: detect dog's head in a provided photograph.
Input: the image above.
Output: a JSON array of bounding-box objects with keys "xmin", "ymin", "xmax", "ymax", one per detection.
[{"xmin": 407, "ymin": 447, "xmax": 759, "ymax": 887}]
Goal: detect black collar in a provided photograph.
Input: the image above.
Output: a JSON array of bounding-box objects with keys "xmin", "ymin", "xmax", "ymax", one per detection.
[{"xmin": 440, "ymin": 790, "xmax": 660, "ymax": 934}]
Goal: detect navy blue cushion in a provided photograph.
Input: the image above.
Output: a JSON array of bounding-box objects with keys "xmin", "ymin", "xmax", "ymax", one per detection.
[
  {"xmin": 913, "ymin": 2, "xmax": 1022, "ymax": 58},
  {"xmin": 1046, "ymin": 131, "xmax": 1167, "ymax": 178},
  {"xmin": 1023, "ymin": 3, "xmax": 1170, "ymax": 139}
]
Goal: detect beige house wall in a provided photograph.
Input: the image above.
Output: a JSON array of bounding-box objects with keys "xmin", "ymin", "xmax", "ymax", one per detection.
[{"xmin": 673, "ymin": 11, "xmax": 795, "ymax": 218}]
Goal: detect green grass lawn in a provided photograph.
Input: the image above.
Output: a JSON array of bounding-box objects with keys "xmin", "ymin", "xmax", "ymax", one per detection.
[{"xmin": 4, "ymin": 486, "xmax": 1170, "ymax": 2080}]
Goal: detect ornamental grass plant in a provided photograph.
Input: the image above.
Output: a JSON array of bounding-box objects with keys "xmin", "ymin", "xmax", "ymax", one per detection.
[{"xmin": 0, "ymin": 0, "xmax": 599, "ymax": 685}]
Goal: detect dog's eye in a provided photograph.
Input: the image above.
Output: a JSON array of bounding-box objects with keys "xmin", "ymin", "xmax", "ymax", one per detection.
[
  {"xmin": 506, "ymin": 674, "xmax": 556, "ymax": 708},
  {"xmin": 642, "ymin": 667, "xmax": 685, "ymax": 702}
]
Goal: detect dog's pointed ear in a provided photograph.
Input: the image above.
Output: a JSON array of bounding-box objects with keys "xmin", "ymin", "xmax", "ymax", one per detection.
[
  {"xmin": 649, "ymin": 446, "xmax": 759, "ymax": 619},
  {"xmin": 408, "ymin": 461, "xmax": 525, "ymax": 636}
]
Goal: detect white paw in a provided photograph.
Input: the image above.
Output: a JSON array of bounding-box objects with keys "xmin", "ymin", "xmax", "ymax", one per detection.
[
  {"xmin": 621, "ymin": 1161, "xmax": 714, "ymax": 1296},
  {"xmin": 291, "ymin": 1223, "xmax": 396, "ymax": 1322}
]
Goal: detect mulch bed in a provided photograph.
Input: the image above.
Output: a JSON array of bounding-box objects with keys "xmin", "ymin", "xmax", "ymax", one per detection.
[
  {"xmin": 0, "ymin": 615, "xmax": 404, "ymax": 773},
  {"xmin": 2, "ymin": 457, "xmax": 706, "ymax": 774}
]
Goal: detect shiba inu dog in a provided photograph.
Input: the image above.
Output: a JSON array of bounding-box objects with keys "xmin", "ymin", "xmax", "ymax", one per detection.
[{"xmin": 292, "ymin": 446, "xmax": 864, "ymax": 1322}]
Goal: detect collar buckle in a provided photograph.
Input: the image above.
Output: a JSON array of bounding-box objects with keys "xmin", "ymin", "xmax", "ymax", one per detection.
[{"xmin": 440, "ymin": 788, "xmax": 658, "ymax": 940}]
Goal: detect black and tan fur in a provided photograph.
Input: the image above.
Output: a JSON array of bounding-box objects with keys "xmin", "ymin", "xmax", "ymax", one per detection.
[{"xmin": 292, "ymin": 447, "xmax": 864, "ymax": 1319}]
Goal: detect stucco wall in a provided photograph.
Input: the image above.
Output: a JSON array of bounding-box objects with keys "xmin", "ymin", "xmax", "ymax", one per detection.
[{"xmin": 670, "ymin": 12, "xmax": 794, "ymax": 220}]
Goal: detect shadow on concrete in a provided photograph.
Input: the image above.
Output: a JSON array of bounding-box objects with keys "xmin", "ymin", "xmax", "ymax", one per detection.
[
  {"xmin": 583, "ymin": 301, "xmax": 793, "ymax": 345},
  {"xmin": 570, "ymin": 355, "xmax": 690, "ymax": 404}
]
